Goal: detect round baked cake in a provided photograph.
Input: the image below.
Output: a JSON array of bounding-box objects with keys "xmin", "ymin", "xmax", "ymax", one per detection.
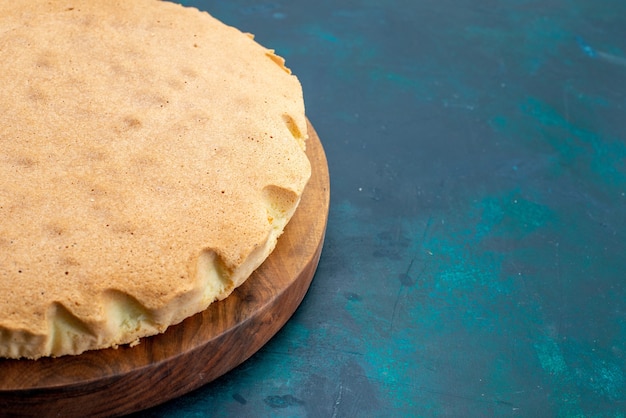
[{"xmin": 0, "ymin": 0, "xmax": 310, "ymax": 359}]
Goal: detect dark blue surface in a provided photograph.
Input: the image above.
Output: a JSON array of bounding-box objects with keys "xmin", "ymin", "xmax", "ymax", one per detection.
[{"xmin": 133, "ymin": 1, "xmax": 626, "ymax": 416}]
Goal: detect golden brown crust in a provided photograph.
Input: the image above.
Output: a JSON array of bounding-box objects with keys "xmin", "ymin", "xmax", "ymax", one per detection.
[{"xmin": 0, "ymin": 0, "xmax": 310, "ymax": 359}]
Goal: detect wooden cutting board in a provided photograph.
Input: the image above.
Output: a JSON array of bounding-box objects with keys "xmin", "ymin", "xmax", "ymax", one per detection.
[{"xmin": 0, "ymin": 120, "xmax": 329, "ymax": 418}]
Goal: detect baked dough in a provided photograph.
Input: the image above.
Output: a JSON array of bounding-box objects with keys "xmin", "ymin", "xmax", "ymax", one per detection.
[{"xmin": 0, "ymin": 0, "xmax": 310, "ymax": 359}]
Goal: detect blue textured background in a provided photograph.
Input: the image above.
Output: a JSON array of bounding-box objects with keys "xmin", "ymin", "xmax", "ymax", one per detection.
[{"xmin": 133, "ymin": 1, "xmax": 626, "ymax": 416}]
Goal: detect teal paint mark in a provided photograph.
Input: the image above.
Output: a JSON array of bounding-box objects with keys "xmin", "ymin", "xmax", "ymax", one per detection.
[
  {"xmin": 474, "ymin": 191, "xmax": 555, "ymax": 241},
  {"xmin": 534, "ymin": 354, "xmax": 586, "ymax": 418},
  {"xmin": 534, "ymin": 335, "xmax": 568, "ymax": 376},
  {"xmin": 306, "ymin": 26, "xmax": 339, "ymax": 44},
  {"xmin": 521, "ymin": 97, "xmax": 626, "ymax": 187},
  {"xmin": 464, "ymin": 13, "xmax": 573, "ymax": 75},
  {"xmin": 490, "ymin": 97, "xmax": 626, "ymax": 190},
  {"xmin": 576, "ymin": 359, "xmax": 625, "ymax": 400},
  {"xmin": 428, "ymin": 236, "xmax": 508, "ymax": 298},
  {"xmin": 576, "ymin": 36, "xmax": 626, "ymax": 68},
  {"xmin": 564, "ymin": 82, "xmax": 610, "ymax": 108},
  {"xmin": 489, "ymin": 115, "xmax": 510, "ymax": 132},
  {"xmin": 561, "ymin": 339, "xmax": 626, "ymax": 404}
]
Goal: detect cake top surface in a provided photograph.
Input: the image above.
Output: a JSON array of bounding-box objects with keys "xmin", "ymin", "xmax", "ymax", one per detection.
[{"xmin": 0, "ymin": 0, "xmax": 310, "ymax": 359}]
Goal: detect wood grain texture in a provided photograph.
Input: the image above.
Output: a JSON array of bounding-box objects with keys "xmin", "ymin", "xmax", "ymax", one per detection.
[{"xmin": 0, "ymin": 120, "xmax": 329, "ymax": 418}]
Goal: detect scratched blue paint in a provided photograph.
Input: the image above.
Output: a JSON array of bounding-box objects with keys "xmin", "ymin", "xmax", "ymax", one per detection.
[
  {"xmin": 326, "ymin": 184, "xmax": 623, "ymax": 415},
  {"xmin": 334, "ymin": 197, "xmax": 526, "ymax": 412}
]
